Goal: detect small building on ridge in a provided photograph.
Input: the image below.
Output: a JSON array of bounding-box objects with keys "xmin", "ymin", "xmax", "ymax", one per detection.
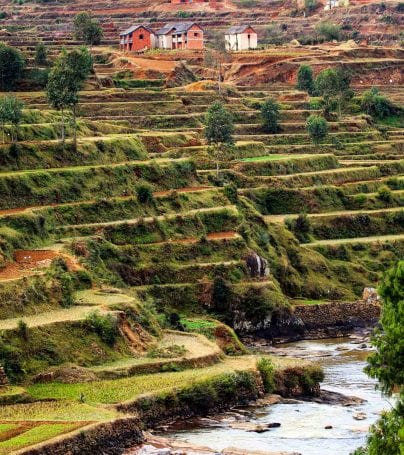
[
  {"xmin": 225, "ymin": 25, "xmax": 258, "ymax": 51},
  {"xmin": 119, "ymin": 24, "xmax": 156, "ymax": 52},
  {"xmin": 156, "ymin": 22, "xmax": 204, "ymax": 50},
  {"xmin": 119, "ymin": 22, "xmax": 204, "ymax": 52}
]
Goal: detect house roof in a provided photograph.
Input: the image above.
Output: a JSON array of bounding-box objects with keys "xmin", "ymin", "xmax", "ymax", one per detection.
[
  {"xmin": 120, "ymin": 24, "xmax": 154, "ymax": 37},
  {"xmin": 225, "ymin": 25, "xmax": 257, "ymax": 35},
  {"xmin": 156, "ymin": 22, "xmax": 203, "ymax": 35}
]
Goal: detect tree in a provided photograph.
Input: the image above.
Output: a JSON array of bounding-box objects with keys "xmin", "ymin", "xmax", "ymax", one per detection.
[
  {"xmin": 306, "ymin": 114, "xmax": 328, "ymax": 143},
  {"xmin": 46, "ymin": 47, "xmax": 93, "ymax": 147},
  {"xmin": 0, "ymin": 95, "xmax": 24, "ymax": 143},
  {"xmin": 315, "ymin": 67, "xmax": 352, "ymax": 118},
  {"xmin": 204, "ymin": 35, "xmax": 230, "ymax": 95},
  {"xmin": 358, "ymin": 261, "xmax": 404, "ymax": 455},
  {"xmin": 296, "ymin": 64, "xmax": 315, "ymax": 95},
  {"xmin": 261, "ymin": 98, "xmax": 281, "ymax": 133},
  {"xmin": 361, "ymin": 88, "xmax": 397, "ymax": 119},
  {"xmin": 205, "ymin": 102, "xmax": 234, "ymax": 178},
  {"xmin": 74, "ymin": 12, "xmax": 103, "ymax": 45},
  {"xmin": 34, "ymin": 42, "xmax": 48, "ymax": 66},
  {"xmin": 0, "ymin": 44, "xmax": 25, "ymax": 90}
]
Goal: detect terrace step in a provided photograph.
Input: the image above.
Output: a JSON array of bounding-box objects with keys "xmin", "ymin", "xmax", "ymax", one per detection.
[
  {"xmin": 265, "ymin": 207, "xmax": 404, "ymax": 223},
  {"xmin": 59, "ymin": 205, "xmax": 237, "ymax": 231},
  {"xmin": 88, "ymin": 331, "xmax": 222, "ymax": 379},
  {"xmin": 0, "ymin": 305, "xmax": 114, "ymax": 330},
  {"xmin": 306, "ymin": 233, "xmax": 404, "ymax": 247}
]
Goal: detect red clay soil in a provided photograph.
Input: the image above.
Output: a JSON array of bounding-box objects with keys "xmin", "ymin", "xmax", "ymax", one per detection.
[
  {"xmin": 207, "ymin": 231, "xmax": 238, "ymax": 240},
  {"xmin": 0, "ymin": 250, "xmax": 81, "ymax": 281}
]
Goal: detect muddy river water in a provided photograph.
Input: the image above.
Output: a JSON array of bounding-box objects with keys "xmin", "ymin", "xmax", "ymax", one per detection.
[{"xmin": 130, "ymin": 336, "xmax": 394, "ymax": 455}]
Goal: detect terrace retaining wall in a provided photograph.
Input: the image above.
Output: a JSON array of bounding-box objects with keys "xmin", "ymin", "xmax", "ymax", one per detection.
[{"xmin": 20, "ymin": 417, "xmax": 143, "ymax": 455}]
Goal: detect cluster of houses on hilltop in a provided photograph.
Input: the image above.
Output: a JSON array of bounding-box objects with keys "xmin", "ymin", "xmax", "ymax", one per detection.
[{"xmin": 119, "ymin": 22, "xmax": 258, "ymax": 52}]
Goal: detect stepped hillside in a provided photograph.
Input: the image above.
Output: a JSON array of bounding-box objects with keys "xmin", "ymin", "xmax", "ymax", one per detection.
[{"xmin": 0, "ymin": 0, "xmax": 402, "ymax": 452}]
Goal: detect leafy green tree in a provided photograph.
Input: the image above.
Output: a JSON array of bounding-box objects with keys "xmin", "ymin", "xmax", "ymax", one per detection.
[
  {"xmin": 356, "ymin": 261, "xmax": 404, "ymax": 455},
  {"xmin": 0, "ymin": 95, "xmax": 24, "ymax": 143},
  {"xmin": 296, "ymin": 64, "xmax": 315, "ymax": 95},
  {"xmin": 306, "ymin": 114, "xmax": 328, "ymax": 143},
  {"xmin": 261, "ymin": 98, "xmax": 281, "ymax": 133},
  {"xmin": 46, "ymin": 47, "xmax": 92, "ymax": 147},
  {"xmin": 361, "ymin": 88, "xmax": 397, "ymax": 119},
  {"xmin": 315, "ymin": 67, "xmax": 352, "ymax": 118},
  {"xmin": 74, "ymin": 12, "xmax": 103, "ymax": 45},
  {"xmin": 205, "ymin": 101, "xmax": 234, "ymax": 177},
  {"xmin": 34, "ymin": 42, "xmax": 47, "ymax": 66},
  {"xmin": 366, "ymin": 261, "xmax": 403, "ymax": 395},
  {"xmin": 0, "ymin": 44, "xmax": 25, "ymax": 90}
]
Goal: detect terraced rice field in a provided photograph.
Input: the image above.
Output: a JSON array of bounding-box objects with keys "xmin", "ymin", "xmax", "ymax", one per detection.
[{"xmin": 0, "ymin": 38, "xmax": 402, "ymax": 452}]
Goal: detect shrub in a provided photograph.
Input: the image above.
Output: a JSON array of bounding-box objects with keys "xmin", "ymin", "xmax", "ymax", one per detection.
[
  {"xmin": 257, "ymin": 357, "xmax": 275, "ymax": 393},
  {"xmin": 34, "ymin": 43, "xmax": 47, "ymax": 66},
  {"xmin": 136, "ymin": 184, "xmax": 154, "ymax": 204},
  {"xmin": 292, "ymin": 213, "xmax": 312, "ymax": 243},
  {"xmin": 74, "ymin": 12, "xmax": 103, "ymax": 45},
  {"xmin": 0, "ymin": 339, "xmax": 24, "ymax": 382},
  {"xmin": 0, "ymin": 43, "xmax": 25, "ymax": 90},
  {"xmin": 260, "ymin": 98, "xmax": 281, "ymax": 133},
  {"xmin": 315, "ymin": 22, "xmax": 341, "ymax": 41},
  {"xmin": 84, "ymin": 312, "xmax": 119, "ymax": 346},
  {"xmin": 224, "ymin": 183, "xmax": 238, "ymax": 204},
  {"xmin": 304, "ymin": 0, "xmax": 319, "ymax": 12},
  {"xmin": 377, "ymin": 185, "xmax": 393, "ymax": 202},
  {"xmin": 296, "ymin": 65, "xmax": 315, "ymax": 95},
  {"xmin": 306, "ymin": 115, "xmax": 328, "ymax": 143},
  {"xmin": 212, "ymin": 276, "xmax": 233, "ymax": 317},
  {"xmin": 361, "ymin": 88, "xmax": 398, "ymax": 119},
  {"xmin": 17, "ymin": 320, "xmax": 29, "ymax": 341}
]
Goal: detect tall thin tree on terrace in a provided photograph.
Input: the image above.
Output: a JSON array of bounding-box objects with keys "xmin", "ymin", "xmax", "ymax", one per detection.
[
  {"xmin": 205, "ymin": 101, "xmax": 234, "ymax": 178},
  {"xmin": 46, "ymin": 47, "xmax": 93, "ymax": 148}
]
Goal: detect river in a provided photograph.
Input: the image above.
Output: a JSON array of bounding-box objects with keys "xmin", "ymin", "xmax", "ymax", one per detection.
[{"xmin": 130, "ymin": 336, "xmax": 394, "ymax": 455}]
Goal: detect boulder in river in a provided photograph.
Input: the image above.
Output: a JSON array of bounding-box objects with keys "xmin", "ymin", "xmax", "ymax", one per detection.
[
  {"xmin": 353, "ymin": 412, "xmax": 367, "ymax": 420},
  {"xmin": 303, "ymin": 389, "xmax": 366, "ymax": 406}
]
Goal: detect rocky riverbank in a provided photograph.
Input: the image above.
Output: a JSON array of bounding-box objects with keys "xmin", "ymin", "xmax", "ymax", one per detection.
[
  {"xmin": 240, "ymin": 301, "xmax": 380, "ymax": 343},
  {"xmin": 147, "ymin": 336, "xmax": 389, "ymax": 455}
]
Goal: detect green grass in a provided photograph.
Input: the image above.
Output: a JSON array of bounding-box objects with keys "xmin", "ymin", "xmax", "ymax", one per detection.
[
  {"xmin": 377, "ymin": 113, "xmax": 404, "ymax": 128},
  {"xmin": 0, "ymin": 401, "xmax": 119, "ymax": 421},
  {"xmin": 0, "ymin": 423, "xmax": 83, "ymax": 454},
  {"xmin": 27, "ymin": 358, "xmax": 257, "ymax": 405},
  {"xmin": 240, "ymin": 154, "xmax": 297, "ymax": 162},
  {"xmin": 0, "ymin": 423, "xmax": 18, "ymax": 435},
  {"xmin": 293, "ymin": 299, "xmax": 327, "ymax": 305}
]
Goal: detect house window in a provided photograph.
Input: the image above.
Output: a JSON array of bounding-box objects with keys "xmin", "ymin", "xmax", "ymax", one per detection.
[
  {"xmin": 194, "ymin": 32, "xmax": 199, "ymax": 37},
  {"xmin": 139, "ymin": 34, "xmax": 144, "ymax": 40}
]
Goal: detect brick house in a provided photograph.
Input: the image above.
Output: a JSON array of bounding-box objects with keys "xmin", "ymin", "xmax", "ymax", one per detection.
[
  {"xmin": 156, "ymin": 22, "xmax": 204, "ymax": 50},
  {"xmin": 119, "ymin": 24, "xmax": 157, "ymax": 52},
  {"xmin": 225, "ymin": 25, "xmax": 258, "ymax": 51}
]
